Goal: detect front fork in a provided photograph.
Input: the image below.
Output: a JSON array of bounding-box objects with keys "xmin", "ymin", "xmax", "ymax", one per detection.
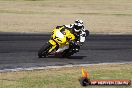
[{"xmin": 48, "ymin": 39, "xmax": 57, "ymax": 53}]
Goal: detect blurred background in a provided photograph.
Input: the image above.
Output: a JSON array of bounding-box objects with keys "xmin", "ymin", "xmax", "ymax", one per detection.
[{"xmin": 0, "ymin": 0, "xmax": 132, "ymax": 34}]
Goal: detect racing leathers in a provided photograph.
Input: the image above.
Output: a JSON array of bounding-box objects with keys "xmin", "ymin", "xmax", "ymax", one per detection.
[{"xmin": 64, "ymin": 24, "xmax": 87, "ymax": 46}]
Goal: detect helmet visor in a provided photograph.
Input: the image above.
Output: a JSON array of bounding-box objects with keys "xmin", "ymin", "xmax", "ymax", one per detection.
[{"xmin": 74, "ymin": 25, "xmax": 82, "ymax": 30}]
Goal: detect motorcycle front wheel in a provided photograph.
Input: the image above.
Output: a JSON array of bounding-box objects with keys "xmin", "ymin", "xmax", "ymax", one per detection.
[{"xmin": 38, "ymin": 42, "xmax": 52, "ymax": 58}]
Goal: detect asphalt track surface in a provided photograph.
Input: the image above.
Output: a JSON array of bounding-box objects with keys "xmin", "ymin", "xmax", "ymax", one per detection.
[{"xmin": 0, "ymin": 33, "xmax": 132, "ymax": 70}]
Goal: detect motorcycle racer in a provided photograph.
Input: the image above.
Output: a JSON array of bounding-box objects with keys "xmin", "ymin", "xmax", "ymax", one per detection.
[
  {"xmin": 48, "ymin": 19, "xmax": 89, "ymax": 53},
  {"xmin": 64, "ymin": 19, "xmax": 89, "ymax": 46}
]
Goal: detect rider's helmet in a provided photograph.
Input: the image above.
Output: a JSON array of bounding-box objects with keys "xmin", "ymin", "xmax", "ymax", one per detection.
[{"xmin": 73, "ymin": 19, "xmax": 83, "ymax": 32}]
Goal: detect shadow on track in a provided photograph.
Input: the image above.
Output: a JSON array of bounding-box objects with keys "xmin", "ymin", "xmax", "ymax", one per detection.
[
  {"xmin": 67, "ymin": 56, "xmax": 86, "ymax": 59},
  {"xmin": 38, "ymin": 55, "xmax": 86, "ymax": 59}
]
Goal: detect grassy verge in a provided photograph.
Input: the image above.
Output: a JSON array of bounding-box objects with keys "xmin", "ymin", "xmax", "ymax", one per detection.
[{"xmin": 0, "ymin": 64, "xmax": 132, "ymax": 88}]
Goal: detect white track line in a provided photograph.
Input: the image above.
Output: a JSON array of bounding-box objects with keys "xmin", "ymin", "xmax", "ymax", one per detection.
[{"xmin": 0, "ymin": 62, "xmax": 132, "ymax": 72}]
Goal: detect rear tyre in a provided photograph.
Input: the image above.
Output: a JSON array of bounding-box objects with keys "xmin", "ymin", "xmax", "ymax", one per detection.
[
  {"xmin": 38, "ymin": 42, "xmax": 52, "ymax": 58},
  {"xmin": 62, "ymin": 49, "xmax": 74, "ymax": 58},
  {"xmin": 62, "ymin": 42, "xmax": 80, "ymax": 58}
]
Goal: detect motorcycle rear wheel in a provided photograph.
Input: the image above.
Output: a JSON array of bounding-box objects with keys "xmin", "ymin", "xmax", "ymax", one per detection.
[{"xmin": 62, "ymin": 49, "xmax": 74, "ymax": 58}]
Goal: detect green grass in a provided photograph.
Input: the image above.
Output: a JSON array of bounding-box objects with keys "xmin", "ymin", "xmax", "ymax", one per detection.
[{"xmin": 0, "ymin": 64, "xmax": 132, "ymax": 88}]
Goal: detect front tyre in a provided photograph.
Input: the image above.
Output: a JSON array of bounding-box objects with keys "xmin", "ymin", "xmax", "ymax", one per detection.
[{"xmin": 38, "ymin": 42, "xmax": 52, "ymax": 58}]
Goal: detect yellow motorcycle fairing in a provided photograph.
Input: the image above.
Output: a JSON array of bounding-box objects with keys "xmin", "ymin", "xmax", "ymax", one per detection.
[
  {"xmin": 48, "ymin": 26, "xmax": 75, "ymax": 53},
  {"xmin": 48, "ymin": 39, "xmax": 57, "ymax": 53},
  {"xmin": 51, "ymin": 26, "xmax": 75, "ymax": 45}
]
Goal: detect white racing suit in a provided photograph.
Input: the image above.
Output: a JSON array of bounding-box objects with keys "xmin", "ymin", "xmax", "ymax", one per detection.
[{"xmin": 56, "ymin": 24, "xmax": 87, "ymax": 53}]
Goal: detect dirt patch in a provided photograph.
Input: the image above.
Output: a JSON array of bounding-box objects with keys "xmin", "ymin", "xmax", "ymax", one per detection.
[{"xmin": 0, "ymin": 0, "xmax": 132, "ymax": 34}]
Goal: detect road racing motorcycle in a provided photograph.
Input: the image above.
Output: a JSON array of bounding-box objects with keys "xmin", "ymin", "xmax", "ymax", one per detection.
[{"xmin": 38, "ymin": 27, "xmax": 89, "ymax": 58}]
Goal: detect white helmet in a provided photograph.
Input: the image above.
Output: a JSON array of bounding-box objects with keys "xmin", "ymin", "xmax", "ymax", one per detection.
[{"xmin": 74, "ymin": 19, "xmax": 83, "ymax": 32}]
